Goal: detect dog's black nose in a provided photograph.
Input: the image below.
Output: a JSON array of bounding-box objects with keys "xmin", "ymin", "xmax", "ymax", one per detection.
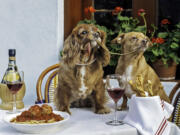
[
  {"xmin": 93, "ymin": 33, "xmax": 99, "ymax": 39},
  {"xmin": 142, "ymin": 40, "xmax": 147, "ymax": 44}
]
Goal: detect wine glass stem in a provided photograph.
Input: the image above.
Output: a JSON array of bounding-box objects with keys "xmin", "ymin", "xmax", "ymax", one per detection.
[
  {"xmin": 114, "ymin": 102, "xmax": 118, "ymax": 122},
  {"xmin": 12, "ymin": 94, "xmax": 16, "ymax": 112}
]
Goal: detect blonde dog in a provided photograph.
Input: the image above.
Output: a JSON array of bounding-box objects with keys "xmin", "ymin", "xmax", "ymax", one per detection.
[
  {"xmin": 111, "ymin": 32, "xmax": 170, "ymax": 109},
  {"xmin": 55, "ymin": 24, "xmax": 110, "ymax": 114}
]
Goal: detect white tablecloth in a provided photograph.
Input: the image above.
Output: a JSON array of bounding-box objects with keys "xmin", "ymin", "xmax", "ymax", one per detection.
[{"xmin": 0, "ymin": 107, "xmax": 180, "ymax": 135}]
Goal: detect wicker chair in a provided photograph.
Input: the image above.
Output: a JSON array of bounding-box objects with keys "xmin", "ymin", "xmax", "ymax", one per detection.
[
  {"xmin": 169, "ymin": 81, "xmax": 180, "ymax": 127},
  {"xmin": 36, "ymin": 63, "xmax": 59, "ymax": 104}
]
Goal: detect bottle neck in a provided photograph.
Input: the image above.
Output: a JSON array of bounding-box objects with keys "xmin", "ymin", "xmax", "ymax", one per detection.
[{"xmin": 8, "ymin": 56, "xmax": 16, "ymax": 66}]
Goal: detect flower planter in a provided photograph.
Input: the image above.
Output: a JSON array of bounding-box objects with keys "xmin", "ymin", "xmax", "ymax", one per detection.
[{"xmin": 152, "ymin": 59, "xmax": 177, "ymax": 80}]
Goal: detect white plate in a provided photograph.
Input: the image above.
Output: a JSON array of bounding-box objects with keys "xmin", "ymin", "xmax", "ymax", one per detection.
[{"xmin": 3, "ymin": 111, "xmax": 70, "ymax": 134}]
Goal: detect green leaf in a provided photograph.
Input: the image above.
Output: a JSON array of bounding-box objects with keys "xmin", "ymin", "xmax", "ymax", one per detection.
[
  {"xmin": 152, "ymin": 49, "xmax": 159, "ymax": 56},
  {"xmin": 161, "ymin": 58, "xmax": 168, "ymax": 65},
  {"xmin": 110, "ymin": 44, "xmax": 121, "ymax": 51},
  {"xmin": 124, "ymin": 26, "xmax": 132, "ymax": 32},
  {"xmin": 169, "ymin": 52, "xmax": 176, "ymax": 58},
  {"xmin": 159, "ymin": 48, "xmax": 164, "ymax": 55},
  {"xmin": 117, "ymin": 15, "xmax": 129, "ymax": 21},
  {"xmin": 170, "ymin": 42, "xmax": 179, "ymax": 49},
  {"xmin": 176, "ymin": 23, "xmax": 180, "ymax": 29},
  {"xmin": 109, "ymin": 30, "xmax": 115, "ymax": 35},
  {"xmin": 132, "ymin": 18, "xmax": 140, "ymax": 25},
  {"xmin": 60, "ymin": 50, "xmax": 63, "ymax": 57},
  {"xmin": 151, "ymin": 24, "xmax": 158, "ymax": 30},
  {"xmin": 158, "ymin": 32, "xmax": 168, "ymax": 38},
  {"xmin": 109, "ymin": 59, "xmax": 117, "ymax": 66},
  {"xmin": 134, "ymin": 26, "xmax": 146, "ymax": 34},
  {"xmin": 172, "ymin": 37, "xmax": 179, "ymax": 42},
  {"xmin": 78, "ymin": 19, "xmax": 96, "ymax": 25},
  {"xmin": 122, "ymin": 23, "xmax": 129, "ymax": 29},
  {"xmin": 174, "ymin": 31, "xmax": 180, "ymax": 38},
  {"xmin": 175, "ymin": 57, "xmax": 180, "ymax": 64},
  {"xmin": 95, "ymin": 25, "xmax": 108, "ymax": 33}
]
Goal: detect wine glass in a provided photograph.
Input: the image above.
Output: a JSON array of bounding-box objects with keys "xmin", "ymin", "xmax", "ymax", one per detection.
[
  {"xmin": 4, "ymin": 71, "xmax": 24, "ymax": 113},
  {"xmin": 105, "ymin": 74, "xmax": 127, "ymax": 126}
]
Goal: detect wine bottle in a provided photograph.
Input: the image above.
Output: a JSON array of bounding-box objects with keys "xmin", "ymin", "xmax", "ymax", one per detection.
[{"xmin": 1, "ymin": 49, "xmax": 19, "ymax": 83}]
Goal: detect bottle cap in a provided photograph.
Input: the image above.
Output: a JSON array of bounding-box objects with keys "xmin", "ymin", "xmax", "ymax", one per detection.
[{"xmin": 9, "ymin": 49, "xmax": 16, "ymax": 57}]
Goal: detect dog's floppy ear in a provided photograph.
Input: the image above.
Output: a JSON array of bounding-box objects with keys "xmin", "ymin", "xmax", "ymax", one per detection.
[
  {"xmin": 62, "ymin": 34, "xmax": 73, "ymax": 59},
  {"xmin": 100, "ymin": 29, "xmax": 107, "ymax": 45},
  {"xmin": 97, "ymin": 30, "xmax": 110, "ymax": 67},
  {"xmin": 111, "ymin": 33, "xmax": 125, "ymax": 44},
  {"xmin": 62, "ymin": 33, "xmax": 80, "ymax": 64}
]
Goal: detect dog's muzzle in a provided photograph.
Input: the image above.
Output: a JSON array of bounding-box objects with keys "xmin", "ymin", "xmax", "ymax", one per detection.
[
  {"xmin": 142, "ymin": 39, "xmax": 148, "ymax": 46},
  {"xmin": 83, "ymin": 40, "xmax": 100, "ymax": 55},
  {"xmin": 140, "ymin": 40, "xmax": 149, "ymax": 51}
]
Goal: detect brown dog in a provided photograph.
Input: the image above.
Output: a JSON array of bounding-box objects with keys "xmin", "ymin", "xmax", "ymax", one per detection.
[
  {"xmin": 111, "ymin": 32, "xmax": 170, "ymax": 109},
  {"xmin": 55, "ymin": 24, "xmax": 110, "ymax": 114}
]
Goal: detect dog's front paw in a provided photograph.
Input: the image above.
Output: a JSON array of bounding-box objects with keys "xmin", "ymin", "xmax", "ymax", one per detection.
[
  {"xmin": 117, "ymin": 105, "xmax": 128, "ymax": 111},
  {"xmin": 57, "ymin": 105, "xmax": 71, "ymax": 115},
  {"xmin": 95, "ymin": 107, "xmax": 110, "ymax": 114},
  {"xmin": 71, "ymin": 99, "xmax": 92, "ymax": 108}
]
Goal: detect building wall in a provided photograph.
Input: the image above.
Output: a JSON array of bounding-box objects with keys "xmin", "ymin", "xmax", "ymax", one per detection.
[{"xmin": 0, "ymin": 0, "xmax": 64, "ymax": 104}]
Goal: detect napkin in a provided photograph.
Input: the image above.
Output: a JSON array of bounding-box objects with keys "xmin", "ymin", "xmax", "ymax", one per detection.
[{"xmin": 123, "ymin": 95, "xmax": 174, "ymax": 135}]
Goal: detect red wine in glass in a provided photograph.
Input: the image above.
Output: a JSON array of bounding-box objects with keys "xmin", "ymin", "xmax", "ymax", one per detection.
[
  {"xmin": 4, "ymin": 70, "xmax": 24, "ymax": 114},
  {"xmin": 105, "ymin": 74, "xmax": 127, "ymax": 126},
  {"xmin": 7, "ymin": 83, "xmax": 23, "ymax": 94},
  {"xmin": 107, "ymin": 88, "xmax": 125, "ymax": 103}
]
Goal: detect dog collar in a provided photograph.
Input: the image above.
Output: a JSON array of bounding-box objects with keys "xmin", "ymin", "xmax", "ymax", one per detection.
[{"xmin": 75, "ymin": 58, "xmax": 96, "ymax": 66}]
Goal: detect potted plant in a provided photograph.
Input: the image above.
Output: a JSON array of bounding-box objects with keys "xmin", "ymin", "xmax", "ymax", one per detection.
[{"xmin": 144, "ymin": 20, "xmax": 180, "ymax": 80}]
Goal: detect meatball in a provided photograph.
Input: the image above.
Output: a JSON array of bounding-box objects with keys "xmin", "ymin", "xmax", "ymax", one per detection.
[
  {"xmin": 42, "ymin": 104, "xmax": 53, "ymax": 114},
  {"xmin": 21, "ymin": 111, "xmax": 32, "ymax": 117},
  {"xmin": 28, "ymin": 105, "xmax": 42, "ymax": 116}
]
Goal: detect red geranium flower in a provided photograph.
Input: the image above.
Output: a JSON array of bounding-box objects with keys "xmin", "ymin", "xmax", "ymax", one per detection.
[
  {"xmin": 151, "ymin": 38, "xmax": 165, "ymax": 44},
  {"xmin": 84, "ymin": 7, "xmax": 89, "ymax": 15},
  {"xmin": 156, "ymin": 38, "xmax": 165, "ymax": 44},
  {"xmin": 138, "ymin": 9, "xmax": 145, "ymax": 16},
  {"xmin": 161, "ymin": 19, "xmax": 170, "ymax": 25},
  {"xmin": 112, "ymin": 6, "xmax": 123, "ymax": 15},
  {"xmin": 89, "ymin": 6, "xmax": 96, "ymax": 13},
  {"xmin": 151, "ymin": 38, "xmax": 156, "ymax": 43},
  {"xmin": 84, "ymin": 6, "xmax": 96, "ymax": 14},
  {"xmin": 115, "ymin": 7, "xmax": 123, "ymax": 12}
]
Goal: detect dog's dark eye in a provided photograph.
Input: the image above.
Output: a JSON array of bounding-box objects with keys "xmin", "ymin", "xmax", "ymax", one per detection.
[
  {"xmin": 132, "ymin": 37, "xmax": 137, "ymax": 40},
  {"xmin": 81, "ymin": 31, "xmax": 88, "ymax": 35}
]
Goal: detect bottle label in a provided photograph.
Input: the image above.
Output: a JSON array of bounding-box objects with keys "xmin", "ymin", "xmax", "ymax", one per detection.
[
  {"xmin": 9, "ymin": 57, "xmax": 16, "ymax": 61},
  {"xmin": 4, "ymin": 71, "xmax": 20, "ymax": 82}
]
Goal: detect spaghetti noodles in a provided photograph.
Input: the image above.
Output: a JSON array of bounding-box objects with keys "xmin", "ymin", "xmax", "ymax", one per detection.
[{"xmin": 10, "ymin": 104, "xmax": 64, "ymax": 124}]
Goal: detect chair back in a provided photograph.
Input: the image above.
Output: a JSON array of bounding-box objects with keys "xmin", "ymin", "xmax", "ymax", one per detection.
[{"xmin": 36, "ymin": 64, "xmax": 59, "ymax": 103}]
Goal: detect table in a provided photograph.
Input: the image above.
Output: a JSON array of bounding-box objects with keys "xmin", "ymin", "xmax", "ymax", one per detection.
[
  {"xmin": 0, "ymin": 81, "xmax": 179, "ymax": 135},
  {"xmin": 0, "ymin": 106, "xmax": 180, "ymax": 135}
]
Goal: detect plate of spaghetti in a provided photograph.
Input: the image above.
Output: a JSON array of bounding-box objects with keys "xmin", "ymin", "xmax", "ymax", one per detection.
[{"xmin": 3, "ymin": 104, "xmax": 70, "ymax": 134}]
